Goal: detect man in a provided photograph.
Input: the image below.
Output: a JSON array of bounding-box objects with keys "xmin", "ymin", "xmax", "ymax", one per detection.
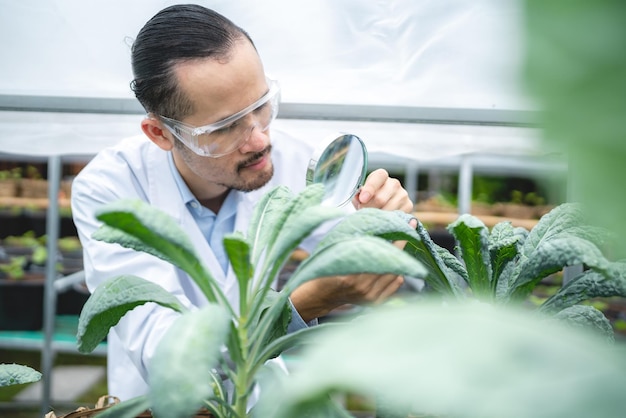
[{"xmin": 71, "ymin": 4, "xmax": 415, "ymax": 400}]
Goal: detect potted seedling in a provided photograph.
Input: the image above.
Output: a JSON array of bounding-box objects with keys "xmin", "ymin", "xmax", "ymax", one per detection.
[
  {"xmin": 0, "ymin": 231, "xmax": 49, "ymax": 330},
  {"xmin": 0, "ymin": 167, "xmax": 22, "ymax": 198},
  {"xmin": 20, "ymin": 165, "xmax": 48, "ymax": 199}
]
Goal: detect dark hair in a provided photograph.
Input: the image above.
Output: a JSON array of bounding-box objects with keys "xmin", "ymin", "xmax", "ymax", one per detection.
[{"xmin": 130, "ymin": 4, "xmax": 254, "ymax": 119}]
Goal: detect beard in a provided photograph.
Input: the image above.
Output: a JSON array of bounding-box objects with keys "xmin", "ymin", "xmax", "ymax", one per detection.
[
  {"xmin": 230, "ymin": 146, "xmax": 274, "ymax": 192},
  {"xmin": 174, "ymin": 140, "xmax": 274, "ymax": 193}
]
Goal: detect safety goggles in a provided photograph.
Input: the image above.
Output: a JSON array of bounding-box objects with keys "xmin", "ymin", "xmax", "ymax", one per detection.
[{"xmin": 158, "ymin": 79, "xmax": 280, "ymax": 157}]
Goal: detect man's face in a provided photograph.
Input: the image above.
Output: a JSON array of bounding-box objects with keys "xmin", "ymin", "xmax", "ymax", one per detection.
[{"xmin": 169, "ymin": 39, "xmax": 274, "ymax": 198}]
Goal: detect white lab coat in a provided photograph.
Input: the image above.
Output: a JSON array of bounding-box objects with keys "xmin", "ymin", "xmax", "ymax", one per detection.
[{"xmin": 71, "ymin": 129, "xmax": 316, "ymax": 400}]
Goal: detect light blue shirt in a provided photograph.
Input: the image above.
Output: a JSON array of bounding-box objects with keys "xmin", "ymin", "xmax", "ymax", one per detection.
[{"xmin": 167, "ymin": 153, "xmax": 312, "ymax": 332}]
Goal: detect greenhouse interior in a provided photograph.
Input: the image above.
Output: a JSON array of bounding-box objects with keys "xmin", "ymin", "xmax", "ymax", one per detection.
[{"xmin": 1, "ymin": 1, "xmax": 625, "ymax": 417}]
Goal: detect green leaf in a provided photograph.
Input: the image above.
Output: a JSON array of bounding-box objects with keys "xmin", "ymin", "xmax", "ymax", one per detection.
[
  {"xmin": 494, "ymin": 261, "xmax": 522, "ymax": 303},
  {"xmin": 447, "ymin": 215, "xmax": 492, "ymax": 298},
  {"xmin": 0, "ymin": 364, "xmax": 41, "ymax": 387},
  {"xmin": 294, "ymin": 207, "xmax": 460, "ymax": 292},
  {"xmin": 253, "ymin": 323, "xmax": 340, "ymax": 369},
  {"xmin": 247, "ymin": 185, "xmax": 296, "ymax": 265},
  {"xmin": 256, "ymin": 302, "xmax": 626, "ymax": 418},
  {"xmin": 223, "ymin": 233, "xmax": 252, "ymax": 313},
  {"xmin": 435, "ymin": 246, "xmax": 468, "ymax": 286},
  {"xmin": 247, "ymin": 185, "xmax": 338, "ymax": 331},
  {"xmin": 316, "ymin": 209, "xmax": 415, "ymax": 248},
  {"xmin": 488, "ymin": 221, "xmax": 522, "ymax": 289},
  {"xmin": 511, "ymin": 236, "xmax": 609, "ymax": 299},
  {"xmin": 288, "ymin": 236, "xmax": 427, "ymax": 292},
  {"xmin": 266, "ymin": 204, "xmax": 344, "ymax": 274},
  {"xmin": 520, "ymin": 203, "xmax": 583, "ymax": 258},
  {"xmin": 249, "ymin": 289, "xmax": 292, "ymax": 360},
  {"xmin": 552, "ymin": 305, "xmax": 614, "ymax": 343},
  {"xmin": 405, "ymin": 220, "xmax": 463, "ymax": 296},
  {"xmin": 540, "ymin": 263, "xmax": 626, "ymax": 314},
  {"xmin": 91, "ymin": 395, "xmax": 152, "ymax": 418},
  {"xmin": 319, "ymin": 209, "xmax": 459, "ymax": 295},
  {"xmin": 93, "ymin": 199, "xmax": 219, "ymax": 303},
  {"xmin": 77, "ymin": 275, "xmax": 186, "ymax": 353},
  {"xmin": 149, "ymin": 304, "xmax": 231, "ymax": 418}
]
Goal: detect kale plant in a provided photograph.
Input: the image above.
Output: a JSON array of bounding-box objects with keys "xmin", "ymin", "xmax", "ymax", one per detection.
[
  {"xmin": 402, "ymin": 202, "xmax": 626, "ymax": 340},
  {"xmin": 75, "ymin": 184, "xmax": 426, "ymax": 418}
]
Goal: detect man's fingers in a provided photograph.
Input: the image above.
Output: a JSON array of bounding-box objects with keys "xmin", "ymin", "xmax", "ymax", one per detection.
[
  {"xmin": 357, "ymin": 169, "xmax": 389, "ymax": 205},
  {"xmin": 374, "ymin": 275, "xmax": 405, "ymax": 303}
]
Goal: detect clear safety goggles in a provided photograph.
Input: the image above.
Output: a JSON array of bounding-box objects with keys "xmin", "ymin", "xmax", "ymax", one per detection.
[{"xmin": 159, "ymin": 79, "xmax": 280, "ymax": 157}]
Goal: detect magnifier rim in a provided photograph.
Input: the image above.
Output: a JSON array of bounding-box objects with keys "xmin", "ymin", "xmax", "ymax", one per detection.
[{"xmin": 306, "ymin": 132, "xmax": 368, "ymax": 207}]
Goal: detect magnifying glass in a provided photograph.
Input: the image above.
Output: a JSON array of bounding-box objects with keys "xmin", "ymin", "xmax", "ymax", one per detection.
[{"xmin": 306, "ymin": 133, "xmax": 368, "ymax": 207}]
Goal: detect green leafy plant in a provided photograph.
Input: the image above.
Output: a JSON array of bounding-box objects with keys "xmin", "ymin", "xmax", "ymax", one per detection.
[
  {"xmin": 255, "ymin": 301, "xmax": 626, "ymax": 418},
  {"xmin": 0, "ymin": 363, "xmax": 41, "ymax": 387},
  {"xmin": 0, "ymin": 255, "xmax": 27, "ymax": 280},
  {"xmin": 3, "ymin": 230, "xmax": 43, "ymax": 249},
  {"xmin": 398, "ymin": 202, "xmax": 626, "ymax": 340},
  {"xmin": 76, "ymin": 184, "xmax": 426, "ymax": 418},
  {"xmin": 0, "ymin": 167, "xmax": 22, "ymax": 181}
]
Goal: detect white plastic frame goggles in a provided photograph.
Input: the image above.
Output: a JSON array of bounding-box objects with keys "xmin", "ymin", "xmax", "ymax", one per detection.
[{"xmin": 158, "ymin": 79, "xmax": 280, "ymax": 157}]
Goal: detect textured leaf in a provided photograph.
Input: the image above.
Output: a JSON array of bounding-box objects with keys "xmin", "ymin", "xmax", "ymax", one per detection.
[
  {"xmin": 77, "ymin": 275, "xmax": 186, "ymax": 353},
  {"xmin": 494, "ymin": 261, "xmax": 522, "ymax": 303},
  {"xmin": 94, "ymin": 200, "xmax": 197, "ymax": 269},
  {"xmin": 91, "ymin": 395, "xmax": 151, "ymax": 418},
  {"xmin": 256, "ymin": 302, "xmax": 626, "ymax": 418},
  {"xmin": 552, "ymin": 305, "xmax": 614, "ymax": 343},
  {"xmin": 302, "ymin": 208, "xmax": 458, "ymax": 295},
  {"xmin": 488, "ymin": 221, "xmax": 522, "ymax": 289},
  {"xmin": 316, "ymin": 209, "xmax": 416, "ymax": 249},
  {"xmin": 266, "ymin": 204, "xmax": 344, "ymax": 274},
  {"xmin": 149, "ymin": 305, "xmax": 231, "ymax": 418},
  {"xmin": 247, "ymin": 185, "xmax": 296, "ymax": 265},
  {"xmin": 247, "ymin": 185, "xmax": 340, "ymax": 330},
  {"xmin": 435, "ymin": 246, "xmax": 468, "ymax": 287},
  {"xmin": 249, "ymin": 289, "xmax": 292, "ymax": 361},
  {"xmin": 93, "ymin": 199, "xmax": 218, "ymax": 303},
  {"xmin": 520, "ymin": 203, "xmax": 583, "ymax": 258},
  {"xmin": 540, "ymin": 263, "xmax": 626, "ymax": 314},
  {"xmin": 255, "ymin": 184, "xmax": 327, "ymax": 271},
  {"xmin": 253, "ymin": 322, "xmax": 339, "ymax": 369},
  {"xmin": 287, "ymin": 236, "xmax": 427, "ymax": 292},
  {"xmin": 448, "ymin": 215, "xmax": 492, "ymax": 298},
  {"xmin": 409, "ymin": 220, "xmax": 464, "ymax": 296},
  {"xmin": 0, "ymin": 364, "xmax": 41, "ymax": 387},
  {"xmin": 223, "ymin": 233, "xmax": 253, "ymax": 312},
  {"xmin": 511, "ymin": 236, "xmax": 609, "ymax": 299}
]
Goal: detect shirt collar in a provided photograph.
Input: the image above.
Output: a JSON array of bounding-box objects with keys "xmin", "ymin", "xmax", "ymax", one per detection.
[{"xmin": 167, "ymin": 151, "xmax": 239, "ymax": 219}]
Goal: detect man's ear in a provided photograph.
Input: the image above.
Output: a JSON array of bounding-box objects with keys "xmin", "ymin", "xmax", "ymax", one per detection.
[{"xmin": 141, "ymin": 116, "xmax": 175, "ymax": 151}]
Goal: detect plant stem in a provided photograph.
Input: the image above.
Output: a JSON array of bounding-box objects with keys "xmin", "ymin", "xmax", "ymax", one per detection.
[{"xmin": 233, "ymin": 316, "xmax": 250, "ymax": 417}]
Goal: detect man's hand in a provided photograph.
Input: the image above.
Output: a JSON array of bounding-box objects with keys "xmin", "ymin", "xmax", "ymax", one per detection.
[
  {"xmin": 290, "ymin": 272, "xmax": 405, "ymax": 323},
  {"xmin": 353, "ymin": 168, "xmax": 413, "ymax": 213}
]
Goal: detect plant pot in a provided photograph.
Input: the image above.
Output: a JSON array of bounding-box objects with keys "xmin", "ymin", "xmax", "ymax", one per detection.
[
  {"xmin": 0, "ymin": 273, "xmax": 44, "ymax": 330},
  {"xmin": 20, "ymin": 178, "xmax": 49, "ymax": 198},
  {"xmin": 0, "ymin": 179, "xmax": 19, "ymax": 197},
  {"xmin": 45, "ymin": 395, "xmax": 214, "ymax": 417}
]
